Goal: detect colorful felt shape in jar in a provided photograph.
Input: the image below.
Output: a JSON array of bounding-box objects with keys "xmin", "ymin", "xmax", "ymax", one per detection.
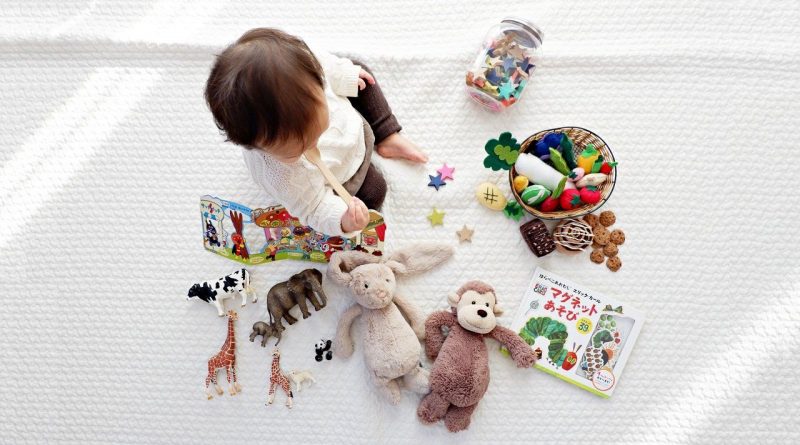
[
  {"xmin": 539, "ymin": 196, "xmax": 560, "ymax": 213},
  {"xmin": 475, "ymin": 182, "xmax": 507, "ymax": 211},
  {"xmin": 575, "ymin": 173, "xmax": 608, "ymax": 188},
  {"xmin": 576, "ymin": 144, "xmax": 601, "ymax": 173},
  {"xmin": 579, "ymin": 186, "xmax": 602, "ymax": 204},
  {"xmin": 520, "ymin": 184, "xmax": 551, "ymax": 206},
  {"xmin": 560, "ymin": 135, "xmax": 577, "ymax": 169},
  {"xmin": 513, "ymin": 175, "xmax": 530, "ymax": 193},
  {"xmin": 515, "ymin": 153, "xmax": 575, "ymax": 198},
  {"xmin": 568, "ymin": 167, "xmax": 585, "ymax": 183},
  {"xmin": 549, "ymin": 148, "xmax": 571, "ymax": 175},
  {"xmin": 559, "ymin": 188, "xmax": 583, "ymax": 210}
]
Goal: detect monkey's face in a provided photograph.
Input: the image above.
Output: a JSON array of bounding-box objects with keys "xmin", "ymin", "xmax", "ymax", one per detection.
[{"xmin": 451, "ymin": 290, "xmax": 500, "ymax": 334}]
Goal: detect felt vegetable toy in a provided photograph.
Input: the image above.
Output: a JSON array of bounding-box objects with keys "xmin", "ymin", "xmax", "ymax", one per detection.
[
  {"xmin": 503, "ymin": 200, "xmax": 524, "ymax": 221},
  {"xmin": 539, "ymin": 196, "xmax": 560, "ymax": 213},
  {"xmin": 599, "ymin": 161, "xmax": 618, "ymax": 175},
  {"xmin": 513, "ymin": 175, "xmax": 529, "ymax": 193},
  {"xmin": 579, "ymin": 186, "xmax": 602, "ymax": 204},
  {"xmin": 590, "ymin": 155, "xmax": 605, "ymax": 173},
  {"xmin": 520, "ymin": 184, "xmax": 551, "ymax": 206},
  {"xmin": 568, "ymin": 167, "xmax": 585, "ymax": 183},
  {"xmin": 533, "ymin": 140, "xmax": 550, "ymax": 160},
  {"xmin": 328, "ymin": 244, "xmax": 454, "ymax": 404},
  {"xmin": 576, "ymin": 144, "xmax": 601, "ymax": 172},
  {"xmin": 543, "ymin": 132, "xmax": 563, "ymax": 148},
  {"xmin": 484, "ymin": 132, "xmax": 520, "ymax": 171},
  {"xmin": 549, "ymin": 148, "xmax": 571, "ymax": 175},
  {"xmin": 559, "ymin": 188, "xmax": 583, "ymax": 210},
  {"xmin": 418, "ymin": 281, "xmax": 536, "ymax": 432},
  {"xmin": 515, "ymin": 153, "xmax": 575, "ymax": 198},
  {"xmin": 560, "ymin": 135, "xmax": 577, "ymax": 169},
  {"xmin": 575, "ymin": 173, "xmax": 608, "ymax": 188}
]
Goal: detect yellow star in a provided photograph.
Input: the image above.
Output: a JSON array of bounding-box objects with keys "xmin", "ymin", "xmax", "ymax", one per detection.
[
  {"xmin": 456, "ymin": 225, "xmax": 474, "ymax": 243},
  {"xmin": 427, "ymin": 208, "xmax": 445, "ymax": 226}
]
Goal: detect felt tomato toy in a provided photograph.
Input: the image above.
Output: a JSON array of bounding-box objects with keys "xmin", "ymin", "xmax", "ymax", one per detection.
[
  {"xmin": 539, "ymin": 196, "xmax": 560, "ymax": 213},
  {"xmin": 599, "ymin": 161, "xmax": 618, "ymax": 175},
  {"xmin": 579, "ymin": 186, "xmax": 602, "ymax": 204},
  {"xmin": 559, "ymin": 189, "xmax": 582, "ymax": 210}
]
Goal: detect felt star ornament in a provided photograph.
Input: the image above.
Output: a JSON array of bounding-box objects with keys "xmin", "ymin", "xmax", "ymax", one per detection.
[
  {"xmin": 456, "ymin": 225, "xmax": 474, "ymax": 243},
  {"xmin": 428, "ymin": 174, "xmax": 446, "ymax": 191},
  {"xmin": 427, "ymin": 208, "xmax": 445, "ymax": 226},
  {"xmin": 498, "ymin": 81, "xmax": 515, "ymax": 99},
  {"xmin": 437, "ymin": 164, "xmax": 455, "ymax": 181}
]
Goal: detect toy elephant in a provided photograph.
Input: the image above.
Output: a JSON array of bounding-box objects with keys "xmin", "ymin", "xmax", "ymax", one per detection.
[
  {"xmin": 262, "ymin": 269, "xmax": 327, "ymax": 335},
  {"xmin": 249, "ymin": 321, "xmax": 282, "ymax": 346},
  {"xmin": 328, "ymin": 243, "xmax": 455, "ymax": 404}
]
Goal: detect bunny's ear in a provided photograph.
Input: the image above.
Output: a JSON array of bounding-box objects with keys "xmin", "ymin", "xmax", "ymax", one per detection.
[
  {"xmin": 327, "ymin": 250, "xmax": 381, "ymax": 286},
  {"xmin": 385, "ymin": 243, "xmax": 455, "ymax": 276}
]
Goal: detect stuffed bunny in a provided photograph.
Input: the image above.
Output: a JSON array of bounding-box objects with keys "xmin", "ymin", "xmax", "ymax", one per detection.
[{"xmin": 328, "ymin": 243, "xmax": 455, "ymax": 404}]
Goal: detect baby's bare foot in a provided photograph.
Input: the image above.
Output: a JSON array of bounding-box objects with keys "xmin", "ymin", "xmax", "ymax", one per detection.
[{"xmin": 376, "ymin": 133, "xmax": 428, "ymax": 163}]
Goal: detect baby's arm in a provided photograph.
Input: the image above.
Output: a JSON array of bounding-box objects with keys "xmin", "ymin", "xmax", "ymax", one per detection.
[{"xmin": 314, "ymin": 51, "xmax": 362, "ymax": 97}]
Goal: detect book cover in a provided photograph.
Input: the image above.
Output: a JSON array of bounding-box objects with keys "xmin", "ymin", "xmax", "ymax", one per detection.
[
  {"xmin": 200, "ymin": 195, "xmax": 386, "ymax": 264},
  {"xmin": 509, "ymin": 266, "xmax": 644, "ymax": 397}
]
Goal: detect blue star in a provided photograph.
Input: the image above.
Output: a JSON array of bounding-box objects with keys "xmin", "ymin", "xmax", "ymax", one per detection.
[
  {"xmin": 428, "ymin": 173, "xmax": 446, "ymax": 191},
  {"xmin": 502, "ymin": 56, "xmax": 517, "ymax": 73},
  {"xmin": 485, "ymin": 68, "xmax": 502, "ymax": 85}
]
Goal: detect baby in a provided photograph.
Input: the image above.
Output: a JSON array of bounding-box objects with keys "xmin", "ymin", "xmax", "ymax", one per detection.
[{"xmin": 205, "ymin": 28, "xmax": 426, "ymax": 236}]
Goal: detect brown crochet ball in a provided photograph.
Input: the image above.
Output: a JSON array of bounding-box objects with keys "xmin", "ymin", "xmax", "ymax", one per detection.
[
  {"xmin": 599, "ymin": 211, "xmax": 616, "ymax": 227},
  {"xmin": 583, "ymin": 213, "xmax": 600, "ymax": 227},
  {"xmin": 610, "ymin": 229, "xmax": 626, "ymax": 245},
  {"xmin": 590, "ymin": 249, "xmax": 605, "ymax": 264},
  {"xmin": 593, "ymin": 226, "xmax": 611, "ymax": 246},
  {"xmin": 606, "ymin": 256, "xmax": 622, "ymax": 272},
  {"xmin": 603, "ymin": 243, "xmax": 619, "ymax": 257}
]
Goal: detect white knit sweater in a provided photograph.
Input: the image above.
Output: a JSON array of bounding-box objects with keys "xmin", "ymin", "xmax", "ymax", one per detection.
[{"xmin": 241, "ymin": 50, "xmax": 365, "ymax": 237}]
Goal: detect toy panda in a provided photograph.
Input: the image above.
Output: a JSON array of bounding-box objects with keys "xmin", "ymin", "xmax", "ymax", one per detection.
[{"xmin": 314, "ymin": 339, "xmax": 333, "ymax": 362}]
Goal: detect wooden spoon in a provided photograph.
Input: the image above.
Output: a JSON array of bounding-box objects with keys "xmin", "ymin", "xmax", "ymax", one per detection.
[{"xmin": 304, "ymin": 146, "xmax": 352, "ymax": 204}]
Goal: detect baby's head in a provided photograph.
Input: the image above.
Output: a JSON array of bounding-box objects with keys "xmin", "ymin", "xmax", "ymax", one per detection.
[{"xmin": 205, "ymin": 28, "xmax": 328, "ymax": 162}]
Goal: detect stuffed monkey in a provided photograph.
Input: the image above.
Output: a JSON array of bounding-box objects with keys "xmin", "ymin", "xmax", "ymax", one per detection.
[{"xmin": 417, "ymin": 280, "xmax": 536, "ymax": 432}]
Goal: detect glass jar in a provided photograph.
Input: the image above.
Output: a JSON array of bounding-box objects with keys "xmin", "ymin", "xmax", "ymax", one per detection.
[{"xmin": 465, "ymin": 17, "xmax": 543, "ymax": 111}]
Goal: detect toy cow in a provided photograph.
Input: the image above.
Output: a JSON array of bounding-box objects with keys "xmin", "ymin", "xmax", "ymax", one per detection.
[{"xmin": 187, "ymin": 269, "xmax": 255, "ymax": 316}]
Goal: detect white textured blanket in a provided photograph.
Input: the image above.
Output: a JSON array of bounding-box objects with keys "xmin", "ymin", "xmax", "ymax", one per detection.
[{"xmin": 2, "ymin": 1, "xmax": 799, "ymax": 443}]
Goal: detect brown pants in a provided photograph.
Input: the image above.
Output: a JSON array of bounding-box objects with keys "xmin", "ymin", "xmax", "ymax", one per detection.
[{"xmin": 341, "ymin": 59, "xmax": 401, "ymax": 211}]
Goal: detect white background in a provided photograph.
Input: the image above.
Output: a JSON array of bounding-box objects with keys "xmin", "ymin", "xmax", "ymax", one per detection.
[{"xmin": 1, "ymin": 1, "xmax": 798, "ymax": 443}]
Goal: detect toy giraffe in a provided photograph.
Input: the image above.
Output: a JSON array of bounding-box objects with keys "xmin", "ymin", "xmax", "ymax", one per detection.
[
  {"xmin": 267, "ymin": 348, "xmax": 293, "ymax": 409},
  {"xmin": 205, "ymin": 310, "xmax": 241, "ymax": 399}
]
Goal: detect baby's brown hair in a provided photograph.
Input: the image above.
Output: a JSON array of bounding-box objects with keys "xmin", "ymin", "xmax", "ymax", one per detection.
[{"xmin": 204, "ymin": 28, "xmax": 324, "ymax": 148}]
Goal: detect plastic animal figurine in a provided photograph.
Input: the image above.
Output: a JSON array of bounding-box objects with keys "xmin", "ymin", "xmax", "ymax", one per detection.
[
  {"xmin": 205, "ymin": 310, "xmax": 241, "ymax": 399},
  {"xmin": 328, "ymin": 243, "xmax": 455, "ymax": 404},
  {"xmin": 267, "ymin": 348, "xmax": 293, "ymax": 409},
  {"xmin": 262, "ymin": 269, "xmax": 326, "ymax": 336},
  {"xmin": 187, "ymin": 269, "xmax": 255, "ymax": 316},
  {"xmin": 288, "ymin": 370, "xmax": 316, "ymax": 392},
  {"xmin": 249, "ymin": 321, "xmax": 281, "ymax": 346},
  {"xmin": 315, "ymin": 339, "xmax": 333, "ymax": 362},
  {"xmin": 417, "ymin": 281, "xmax": 537, "ymax": 432}
]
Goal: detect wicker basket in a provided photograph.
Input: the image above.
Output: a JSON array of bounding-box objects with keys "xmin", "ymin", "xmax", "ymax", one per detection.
[{"xmin": 510, "ymin": 127, "xmax": 616, "ymax": 220}]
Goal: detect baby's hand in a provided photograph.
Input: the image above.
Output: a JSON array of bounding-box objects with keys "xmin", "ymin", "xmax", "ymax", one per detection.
[
  {"xmin": 341, "ymin": 197, "xmax": 370, "ymax": 233},
  {"xmin": 357, "ymin": 68, "xmax": 375, "ymax": 91}
]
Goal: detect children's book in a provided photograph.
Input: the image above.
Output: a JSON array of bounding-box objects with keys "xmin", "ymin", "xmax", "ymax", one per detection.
[
  {"xmin": 508, "ymin": 267, "xmax": 644, "ymax": 398},
  {"xmin": 200, "ymin": 195, "xmax": 386, "ymax": 264}
]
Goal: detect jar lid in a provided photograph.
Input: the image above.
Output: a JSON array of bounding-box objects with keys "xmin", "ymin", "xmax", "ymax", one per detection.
[{"xmin": 501, "ymin": 16, "xmax": 544, "ymax": 43}]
